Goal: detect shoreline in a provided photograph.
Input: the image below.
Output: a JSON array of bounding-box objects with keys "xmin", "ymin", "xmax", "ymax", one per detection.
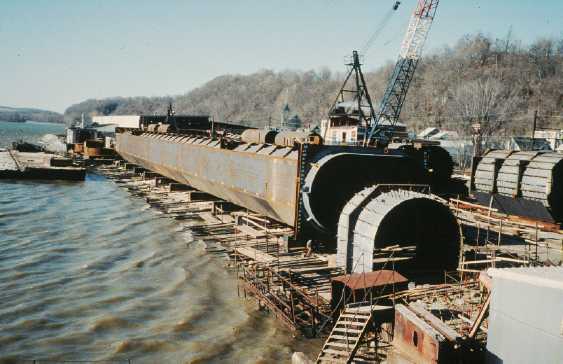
[{"xmin": 0, "ymin": 120, "xmax": 65, "ymax": 126}]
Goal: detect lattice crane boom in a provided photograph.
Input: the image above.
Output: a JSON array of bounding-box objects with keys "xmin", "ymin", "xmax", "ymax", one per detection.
[
  {"xmin": 400, "ymin": 0, "xmax": 439, "ymax": 60},
  {"xmin": 367, "ymin": 0, "xmax": 439, "ymax": 144}
]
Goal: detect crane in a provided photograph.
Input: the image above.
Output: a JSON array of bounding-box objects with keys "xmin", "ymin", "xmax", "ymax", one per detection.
[{"xmin": 366, "ymin": 0, "xmax": 439, "ymax": 145}]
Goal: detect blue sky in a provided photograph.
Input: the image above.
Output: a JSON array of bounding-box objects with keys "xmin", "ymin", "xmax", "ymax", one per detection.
[{"xmin": 1, "ymin": 0, "xmax": 561, "ymax": 113}]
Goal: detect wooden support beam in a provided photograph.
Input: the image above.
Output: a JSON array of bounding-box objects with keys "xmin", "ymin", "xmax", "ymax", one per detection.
[{"xmin": 469, "ymin": 294, "xmax": 491, "ymax": 338}]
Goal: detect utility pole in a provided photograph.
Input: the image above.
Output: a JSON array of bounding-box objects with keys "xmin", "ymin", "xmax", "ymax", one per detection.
[
  {"xmin": 531, "ymin": 110, "xmax": 538, "ymax": 150},
  {"xmin": 472, "ymin": 123, "xmax": 482, "ymax": 158},
  {"xmin": 211, "ymin": 116, "xmax": 215, "ymax": 139}
]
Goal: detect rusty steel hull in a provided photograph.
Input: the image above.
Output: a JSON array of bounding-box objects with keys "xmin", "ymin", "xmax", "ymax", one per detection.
[
  {"xmin": 116, "ymin": 132, "xmax": 299, "ymax": 225},
  {"xmin": 391, "ymin": 304, "xmax": 460, "ymax": 363}
]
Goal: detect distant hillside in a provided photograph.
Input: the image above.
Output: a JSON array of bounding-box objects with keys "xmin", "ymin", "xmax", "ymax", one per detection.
[
  {"xmin": 65, "ymin": 33, "xmax": 563, "ymax": 137},
  {"xmin": 0, "ymin": 106, "xmax": 64, "ymax": 124}
]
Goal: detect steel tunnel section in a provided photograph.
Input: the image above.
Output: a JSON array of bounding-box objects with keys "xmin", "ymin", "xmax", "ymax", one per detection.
[
  {"xmin": 115, "ymin": 132, "xmax": 454, "ymax": 249},
  {"xmin": 116, "ymin": 133, "xmax": 428, "ymax": 234},
  {"xmin": 337, "ymin": 189, "xmax": 461, "ymax": 274},
  {"xmin": 301, "ymin": 152, "xmax": 428, "ymax": 235}
]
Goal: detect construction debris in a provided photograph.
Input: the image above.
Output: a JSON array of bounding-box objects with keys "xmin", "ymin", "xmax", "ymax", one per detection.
[{"xmin": 0, "ymin": 149, "xmax": 85, "ymax": 180}]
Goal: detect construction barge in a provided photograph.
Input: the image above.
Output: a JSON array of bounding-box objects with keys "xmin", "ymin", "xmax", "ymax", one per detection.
[{"xmin": 0, "ymin": 147, "xmax": 85, "ymax": 181}]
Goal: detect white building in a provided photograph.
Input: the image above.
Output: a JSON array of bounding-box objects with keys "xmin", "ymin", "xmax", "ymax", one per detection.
[
  {"xmin": 418, "ymin": 127, "xmax": 440, "ymax": 139},
  {"xmin": 534, "ymin": 129, "xmax": 563, "ymax": 150},
  {"xmin": 505, "ymin": 136, "xmax": 552, "ymax": 151},
  {"xmin": 320, "ymin": 116, "xmax": 363, "ymax": 145},
  {"xmin": 91, "ymin": 115, "xmax": 141, "ymax": 129}
]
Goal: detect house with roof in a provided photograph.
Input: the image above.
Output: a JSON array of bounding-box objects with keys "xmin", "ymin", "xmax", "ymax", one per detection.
[{"xmin": 505, "ymin": 136, "xmax": 552, "ymax": 151}]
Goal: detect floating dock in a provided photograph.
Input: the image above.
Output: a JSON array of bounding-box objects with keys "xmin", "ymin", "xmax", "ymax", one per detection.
[{"xmin": 0, "ymin": 149, "xmax": 85, "ymax": 181}]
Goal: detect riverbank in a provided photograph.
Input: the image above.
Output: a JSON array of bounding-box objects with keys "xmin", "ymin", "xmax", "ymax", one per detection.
[{"xmin": 0, "ymin": 106, "xmax": 64, "ymax": 124}]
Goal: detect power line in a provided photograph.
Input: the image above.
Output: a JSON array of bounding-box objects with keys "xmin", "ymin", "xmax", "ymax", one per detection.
[
  {"xmin": 402, "ymin": 110, "xmax": 561, "ymax": 120},
  {"xmin": 360, "ymin": 2, "xmax": 399, "ymax": 55}
]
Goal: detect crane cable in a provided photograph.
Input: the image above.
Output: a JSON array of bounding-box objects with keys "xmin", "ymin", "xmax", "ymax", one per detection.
[{"xmin": 360, "ymin": 1, "xmax": 401, "ymax": 55}]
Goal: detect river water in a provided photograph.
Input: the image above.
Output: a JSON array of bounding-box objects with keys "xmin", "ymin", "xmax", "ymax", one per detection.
[{"xmin": 0, "ymin": 121, "xmax": 312, "ymax": 363}]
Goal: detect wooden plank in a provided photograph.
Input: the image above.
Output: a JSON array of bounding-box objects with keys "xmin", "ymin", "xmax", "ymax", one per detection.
[
  {"xmin": 235, "ymin": 224, "xmax": 266, "ymax": 238},
  {"xmin": 469, "ymin": 294, "xmax": 491, "ymax": 338},
  {"xmin": 408, "ymin": 302, "xmax": 460, "ymax": 341},
  {"xmin": 345, "ymin": 305, "xmax": 377, "ymax": 313},
  {"xmin": 330, "ymin": 334, "xmax": 360, "ymax": 341},
  {"xmin": 460, "ymin": 259, "xmax": 496, "ymax": 265},
  {"xmin": 326, "ymin": 341, "xmax": 356, "ymax": 349},
  {"xmin": 332, "ymin": 327, "xmax": 362, "ymax": 334},
  {"xmin": 235, "ymin": 246, "xmax": 276, "ymax": 263},
  {"xmin": 289, "ymin": 266, "xmax": 336, "ymax": 274},
  {"xmin": 339, "ymin": 314, "xmax": 372, "ymax": 319},
  {"xmin": 335, "ymin": 321, "xmax": 367, "ymax": 327},
  {"xmin": 318, "ymin": 356, "xmax": 346, "ymax": 363},
  {"xmin": 322, "ymin": 348, "xmax": 349, "ymax": 356}
]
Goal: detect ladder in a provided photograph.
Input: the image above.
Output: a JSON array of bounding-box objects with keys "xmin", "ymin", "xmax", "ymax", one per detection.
[
  {"xmin": 7, "ymin": 149, "xmax": 24, "ymax": 171},
  {"xmin": 316, "ymin": 306, "xmax": 373, "ymax": 363}
]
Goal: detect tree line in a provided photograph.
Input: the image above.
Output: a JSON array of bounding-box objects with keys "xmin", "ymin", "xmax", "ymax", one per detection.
[
  {"xmin": 64, "ymin": 33, "xmax": 563, "ymax": 138},
  {"xmin": 0, "ymin": 107, "xmax": 64, "ymax": 124}
]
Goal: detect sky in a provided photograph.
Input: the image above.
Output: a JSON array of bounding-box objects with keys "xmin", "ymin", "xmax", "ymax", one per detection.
[{"xmin": 1, "ymin": 0, "xmax": 562, "ymax": 113}]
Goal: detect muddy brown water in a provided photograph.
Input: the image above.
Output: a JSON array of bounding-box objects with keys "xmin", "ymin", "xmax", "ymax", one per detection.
[{"xmin": 0, "ymin": 135, "xmax": 320, "ymax": 363}]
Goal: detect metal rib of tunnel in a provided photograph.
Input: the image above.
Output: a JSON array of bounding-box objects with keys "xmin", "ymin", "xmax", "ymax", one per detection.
[{"xmin": 337, "ymin": 188, "xmax": 460, "ymax": 274}]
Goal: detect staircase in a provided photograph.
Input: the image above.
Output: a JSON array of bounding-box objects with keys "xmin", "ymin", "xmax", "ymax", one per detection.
[{"xmin": 316, "ymin": 306, "xmax": 373, "ymax": 363}]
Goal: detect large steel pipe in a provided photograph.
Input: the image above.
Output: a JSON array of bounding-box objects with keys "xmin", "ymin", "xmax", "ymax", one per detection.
[
  {"xmin": 473, "ymin": 150, "xmax": 513, "ymax": 192},
  {"xmin": 496, "ymin": 151, "xmax": 539, "ymax": 196},
  {"xmin": 240, "ymin": 129, "xmax": 277, "ymax": 145},
  {"xmin": 397, "ymin": 144, "xmax": 454, "ymax": 185},
  {"xmin": 302, "ymin": 152, "xmax": 427, "ymax": 234}
]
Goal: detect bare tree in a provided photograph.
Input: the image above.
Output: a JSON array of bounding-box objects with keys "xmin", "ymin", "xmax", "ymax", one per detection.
[
  {"xmin": 529, "ymin": 38, "xmax": 557, "ymax": 80},
  {"xmin": 63, "ymin": 34, "xmax": 562, "ymax": 131},
  {"xmin": 447, "ymin": 77, "xmax": 521, "ymax": 142}
]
